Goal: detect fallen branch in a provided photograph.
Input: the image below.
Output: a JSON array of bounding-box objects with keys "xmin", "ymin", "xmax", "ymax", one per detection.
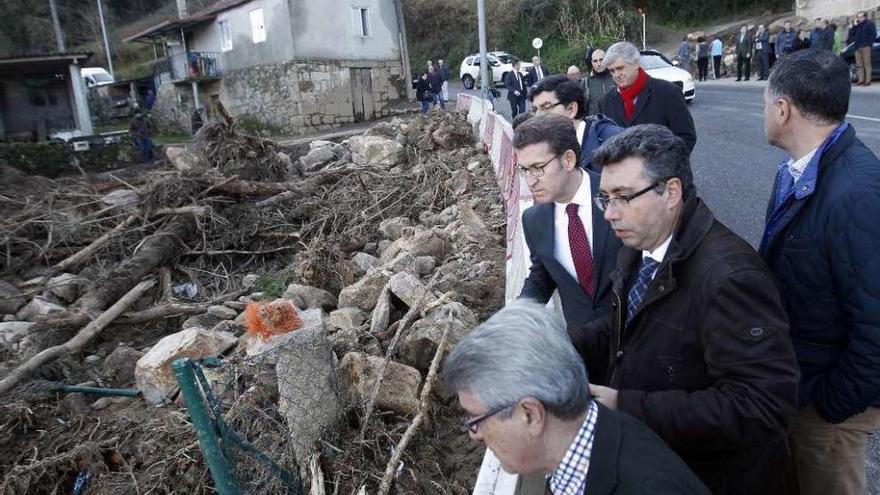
[
  {"xmin": 115, "ymin": 302, "xmax": 210, "ymax": 324},
  {"xmin": 152, "ymin": 205, "xmax": 210, "ymax": 216},
  {"xmin": 183, "ymin": 245, "xmax": 298, "ymax": 256},
  {"xmin": 0, "ymin": 279, "xmax": 156, "ymax": 396},
  {"xmin": 377, "ymin": 311, "xmax": 452, "ymax": 495},
  {"xmin": 52, "ymin": 214, "xmax": 139, "ymax": 273}
]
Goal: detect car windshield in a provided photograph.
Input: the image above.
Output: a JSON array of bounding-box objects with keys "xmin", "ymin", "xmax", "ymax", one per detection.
[
  {"xmin": 640, "ymin": 54, "xmax": 671, "ymax": 70},
  {"xmin": 91, "ymin": 72, "xmax": 114, "ymax": 83}
]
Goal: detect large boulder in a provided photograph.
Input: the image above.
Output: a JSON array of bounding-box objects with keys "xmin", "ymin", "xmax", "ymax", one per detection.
[
  {"xmin": 0, "ymin": 280, "xmax": 27, "ymax": 315},
  {"xmin": 15, "ymin": 297, "xmax": 66, "ymax": 321},
  {"xmin": 47, "ymin": 273, "xmax": 89, "ymax": 303},
  {"xmin": 338, "ymin": 270, "xmax": 391, "ymax": 312},
  {"xmin": 338, "ymin": 352, "xmax": 421, "ymax": 416},
  {"xmin": 351, "ymin": 252, "xmax": 380, "ymax": 273},
  {"xmin": 399, "ymin": 302, "xmax": 477, "ymax": 370},
  {"xmin": 135, "ymin": 327, "xmax": 238, "ymax": 405},
  {"xmin": 282, "ymin": 283, "xmax": 337, "ymax": 311},
  {"xmin": 347, "ymin": 135, "xmax": 404, "ymax": 167}
]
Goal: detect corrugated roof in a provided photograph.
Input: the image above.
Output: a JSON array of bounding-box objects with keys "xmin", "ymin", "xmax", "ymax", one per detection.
[{"xmin": 123, "ymin": 0, "xmax": 255, "ymax": 43}]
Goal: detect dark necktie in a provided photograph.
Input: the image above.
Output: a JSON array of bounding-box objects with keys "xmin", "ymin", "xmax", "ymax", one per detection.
[
  {"xmin": 627, "ymin": 258, "xmax": 659, "ymax": 324},
  {"xmin": 565, "ymin": 204, "xmax": 595, "ymax": 298}
]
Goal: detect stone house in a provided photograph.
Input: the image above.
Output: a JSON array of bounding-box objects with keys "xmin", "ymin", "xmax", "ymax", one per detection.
[
  {"xmin": 797, "ymin": 0, "xmax": 879, "ymax": 23},
  {"xmin": 125, "ymin": 0, "xmax": 412, "ymax": 135}
]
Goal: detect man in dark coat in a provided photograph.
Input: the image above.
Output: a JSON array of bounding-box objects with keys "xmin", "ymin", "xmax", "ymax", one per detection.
[
  {"xmin": 809, "ymin": 18, "xmax": 834, "ymax": 52},
  {"xmin": 850, "ymin": 11, "xmax": 877, "ymax": 85},
  {"xmin": 735, "ymin": 25, "xmax": 753, "ymax": 81},
  {"xmin": 526, "ymin": 55, "xmax": 550, "ymax": 87},
  {"xmin": 515, "ymin": 114, "xmax": 621, "ymax": 332},
  {"xmin": 444, "ymin": 300, "xmax": 710, "ymax": 495},
  {"xmin": 776, "ymin": 21, "xmax": 798, "ymax": 58},
  {"xmin": 759, "ymin": 49, "xmax": 880, "ymax": 495},
  {"xmin": 586, "ymin": 48, "xmax": 615, "ymax": 116},
  {"xmin": 573, "ymin": 124, "xmax": 800, "ymax": 494},
  {"xmin": 597, "ymin": 42, "xmax": 697, "ymax": 153},
  {"xmin": 505, "ymin": 60, "xmax": 527, "ymax": 118},
  {"xmin": 754, "ymin": 24, "xmax": 771, "ymax": 80}
]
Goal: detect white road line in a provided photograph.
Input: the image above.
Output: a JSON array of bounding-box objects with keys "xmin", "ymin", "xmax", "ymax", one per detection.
[{"xmin": 848, "ymin": 114, "xmax": 880, "ymax": 123}]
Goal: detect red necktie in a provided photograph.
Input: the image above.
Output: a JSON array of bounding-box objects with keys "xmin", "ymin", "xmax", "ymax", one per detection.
[{"xmin": 565, "ymin": 204, "xmax": 595, "ymax": 298}]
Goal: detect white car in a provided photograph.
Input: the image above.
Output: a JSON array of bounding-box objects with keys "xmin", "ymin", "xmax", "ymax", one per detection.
[
  {"xmin": 459, "ymin": 51, "xmax": 534, "ymax": 90},
  {"xmin": 82, "ymin": 67, "xmax": 115, "ymax": 88},
  {"xmin": 640, "ymin": 50, "xmax": 695, "ymax": 103}
]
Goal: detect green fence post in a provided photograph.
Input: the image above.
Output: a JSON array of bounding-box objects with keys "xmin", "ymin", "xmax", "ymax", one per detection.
[{"xmin": 172, "ymin": 358, "xmax": 240, "ymax": 495}]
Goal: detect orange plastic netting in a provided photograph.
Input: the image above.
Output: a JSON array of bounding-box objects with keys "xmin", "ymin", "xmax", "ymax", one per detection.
[{"xmin": 243, "ymin": 299, "xmax": 303, "ymax": 340}]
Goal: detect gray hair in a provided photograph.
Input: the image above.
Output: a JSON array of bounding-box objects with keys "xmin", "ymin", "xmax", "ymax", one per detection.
[
  {"xmin": 592, "ymin": 124, "xmax": 695, "ymax": 199},
  {"xmin": 443, "ymin": 300, "xmax": 589, "ymax": 420},
  {"xmin": 603, "ymin": 42, "xmax": 641, "ymax": 67}
]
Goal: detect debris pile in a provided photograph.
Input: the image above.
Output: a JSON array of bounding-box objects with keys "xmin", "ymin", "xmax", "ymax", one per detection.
[{"xmin": 0, "ymin": 110, "xmax": 504, "ymax": 494}]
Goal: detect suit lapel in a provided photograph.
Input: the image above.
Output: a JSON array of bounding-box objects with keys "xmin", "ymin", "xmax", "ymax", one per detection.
[
  {"xmin": 589, "ymin": 171, "xmax": 611, "ymax": 297},
  {"xmin": 584, "ymin": 405, "xmax": 619, "ymax": 495},
  {"xmin": 628, "ymin": 81, "xmax": 653, "ymax": 124}
]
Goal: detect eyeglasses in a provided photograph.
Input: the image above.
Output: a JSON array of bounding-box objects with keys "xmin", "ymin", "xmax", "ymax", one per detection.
[
  {"xmin": 593, "ymin": 182, "xmax": 664, "ymax": 211},
  {"xmin": 459, "ymin": 403, "xmax": 515, "ymax": 434},
  {"xmin": 532, "ymin": 101, "xmax": 566, "ymax": 114},
  {"xmin": 516, "ymin": 153, "xmax": 562, "ymax": 177}
]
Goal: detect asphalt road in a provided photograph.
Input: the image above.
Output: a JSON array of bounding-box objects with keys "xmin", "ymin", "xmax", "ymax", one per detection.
[{"xmin": 451, "ymin": 78, "xmax": 880, "ymax": 494}]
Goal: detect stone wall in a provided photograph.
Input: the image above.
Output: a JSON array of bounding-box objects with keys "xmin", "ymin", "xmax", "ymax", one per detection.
[
  {"xmin": 798, "ymin": 0, "xmax": 879, "ymax": 23},
  {"xmin": 151, "ymin": 83, "xmax": 194, "ymax": 134},
  {"xmin": 0, "ymin": 140, "xmax": 140, "ymax": 178}
]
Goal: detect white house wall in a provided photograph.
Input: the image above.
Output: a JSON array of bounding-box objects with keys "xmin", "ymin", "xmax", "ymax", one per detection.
[{"xmin": 288, "ymin": 0, "xmax": 401, "ymax": 61}]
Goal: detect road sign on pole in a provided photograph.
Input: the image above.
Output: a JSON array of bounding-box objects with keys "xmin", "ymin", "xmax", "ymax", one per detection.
[{"xmin": 532, "ymin": 37, "xmax": 543, "ymax": 59}]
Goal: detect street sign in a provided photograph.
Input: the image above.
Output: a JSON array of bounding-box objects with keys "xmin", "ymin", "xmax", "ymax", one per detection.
[{"xmin": 532, "ymin": 38, "xmax": 543, "ymax": 50}]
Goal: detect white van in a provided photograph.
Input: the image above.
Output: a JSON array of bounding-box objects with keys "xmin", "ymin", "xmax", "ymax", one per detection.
[{"xmin": 81, "ymin": 67, "xmax": 114, "ymax": 88}]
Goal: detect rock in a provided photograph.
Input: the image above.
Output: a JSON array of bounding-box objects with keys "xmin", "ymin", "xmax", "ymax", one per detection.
[
  {"xmin": 387, "ymin": 272, "xmax": 427, "ymax": 308},
  {"xmin": 299, "ymin": 145, "xmax": 337, "ymax": 172},
  {"xmin": 328, "ymin": 327, "xmax": 364, "ymax": 356},
  {"xmin": 101, "ymin": 189, "xmax": 140, "ymax": 209},
  {"xmin": 346, "ymin": 135, "xmax": 404, "ymax": 167},
  {"xmin": 467, "ymin": 161, "xmax": 481, "ymax": 172},
  {"xmin": 399, "ymin": 302, "xmax": 477, "ymax": 369},
  {"xmin": 47, "ymin": 273, "xmax": 88, "ymax": 303},
  {"xmin": 2, "ymin": 315, "xmax": 14, "ymax": 322},
  {"xmin": 207, "ymin": 305, "xmax": 238, "ymax": 320},
  {"xmin": 276, "ymin": 325, "xmax": 341, "ymax": 466},
  {"xmin": 380, "ymin": 228, "xmax": 452, "ymax": 264},
  {"xmin": 0, "ymin": 321, "xmax": 35, "ymax": 345},
  {"xmin": 369, "ymin": 288, "xmax": 392, "ymax": 334},
  {"xmin": 328, "ymin": 307, "xmax": 368, "ymax": 331},
  {"xmin": 182, "ymin": 313, "xmax": 224, "ymax": 330},
  {"xmin": 449, "ymin": 169, "xmax": 471, "ymax": 195},
  {"xmin": 15, "ymin": 297, "xmax": 66, "ymax": 321},
  {"xmin": 363, "ymin": 242, "xmax": 379, "ymax": 256},
  {"xmin": 103, "ymin": 345, "xmax": 144, "ymax": 386},
  {"xmin": 212, "ymin": 320, "xmax": 246, "ymax": 336},
  {"xmin": 338, "ymin": 271, "xmax": 391, "ymax": 312},
  {"xmin": 60, "ymin": 393, "xmax": 91, "ymax": 416},
  {"xmin": 376, "ymin": 240, "xmax": 392, "ymax": 256},
  {"xmin": 222, "ymin": 301, "xmax": 247, "ymax": 311},
  {"xmin": 0, "ymin": 280, "xmax": 27, "ymax": 315},
  {"xmin": 242, "ymin": 273, "xmax": 259, "ymax": 289},
  {"xmin": 135, "ymin": 327, "xmax": 238, "ymax": 405},
  {"xmin": 338, "ymin": 352, "xmax": 421, "ymax": 416},
  {"xmin": 310, "ymin": 139, "xmax": 336, "ymax": 149},
  {"xmin": 282, "ymin": 283, "xmax": 337, "ymax": 311},
  {"xmin": 415, "ymin": 256, "xmax": 437, "ymax": 275},
  {"xmin": 166, "ymin": 147, "xmax": 205, "ymax": 172},
  {"xmin": 378, "ymin": 217, "xmax": 413, "ymax": 240},
  {"xmin": 85, "ymin": 354, "xmax": 102, "ymax": 366},
  {"xmin": 384, "ymin": 252, "xmax": 419, "ymax": 275}
]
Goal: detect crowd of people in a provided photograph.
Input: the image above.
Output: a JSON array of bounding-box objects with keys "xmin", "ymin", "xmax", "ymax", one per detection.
[
  {"xmin": 415, "ymin": 59, "xmax": 452, "ymax": 114},
  {"xmin": 442, "ymin": 28, "xmax": 880, "ymax": 495}
]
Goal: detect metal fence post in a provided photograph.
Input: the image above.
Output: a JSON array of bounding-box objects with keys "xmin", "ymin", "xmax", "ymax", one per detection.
[{"xmin": 173, "ymin": 358, "xmax": 240, "ymax": 495}]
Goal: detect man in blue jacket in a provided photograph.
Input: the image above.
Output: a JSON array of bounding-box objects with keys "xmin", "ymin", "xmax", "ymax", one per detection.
[
  {"xmin": 759, "ymin": 49, "xmax": 880, "ymax": 495},
  {"xmin": 775, "ymin": 21, "xmax": 798, "ymax": 59}
]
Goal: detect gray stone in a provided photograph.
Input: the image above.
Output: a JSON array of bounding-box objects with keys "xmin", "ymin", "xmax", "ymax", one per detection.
[
  {"xmin": 222, "ymin": 301, "xmax": 247, "ymax": 311},
  {"xmin": 102, "ymin": 345, "xmax": 144, "ymax": 386},
  {"xmin": 378, "ymin": 216, "xmax": 413, "ymax": 240},
  {"xmin": 213, "ymin": 320, "xmax": 246, "ymax": 336},
  {"xmin": 60, "ymin": 392, "xmax": 91, "ymax": 416},
  {"xmin": 282, "ymin": 283, "xmax": 337, "ymax": 311},
  {"xmin": 242, "ymin": 273, "xmax": 259, "ymax": 289},
  {"xmin": 346, "ymin": 135, "xmax": 404, "ymax": 167},
  {"xmin": 0, "ymin": 321, "xmax": 35, "ymax": 345},
  {"xmin": 328, "ymin": 307, "xmax": 368, "ymax": 331},
  {"xmin": 399, "ymin": 302, "xmax": 477, "ymax": 369},
  {"xmin": 415, "ymin": 256, "xmax": 437, "ymax": 275},
  {"xmin": 338, "ymin": 271, "xmax": 391, "ymax": 312},
  {"xmin": 0, "ymin": 280, "xmax": 27, "ymax": 315},
  {"xmin": 377, "ymin": 240, "xmax": 392, "ymax": 256},
  {"xmin": 85, "ymin": 355, "xmax": 102, "ymax": 365},
  {"xmin": 15, "ymin": 297, "xmax": 66, "ymax": 321},
  {"xmin": 384, "ymin": 252, "xmax": 419, "ymax": 275},
  {"xmin": 328, "ymin": 327, "xmax": 363, "ymax": 356},
  {"xmin": 135, "ymin": 327, "xmax": 238, "ymax": 405},
  {"xmin": 299, "ymin": 146, "xmax": 337, "ymax": 172},
  {"xmin": 380, "ymin": 227, "xmax": 452, "ymax": 264},
  {"xmin": 369, "ymin": 288, "xmax": 392, "ymax": 334},
  {"xmin": 387, "ymin": 272, "xmax": 428, "ymax": 308},
  {"xmin": 338, "ymin": 352, "xmax": 421, "ymax": 416},
  {"xmin": 207, "ymin": 305, "xmax": 238, "ymax": 320},
  {"xmin": 182, "ymin": 313, "xmax": 224, "ymax": 330},
  {"xmin": 47, "ymin": 273, "xmax": 88, "ymax": 303},
  {"xmin": 2, "ymin": 315, "xmax": 15, "ymax": 322},
  {"xmin": 467, "ymin": 161, "xmax": 481, "ymax": 172},
  {"xmin": 309, "ymin": 139, "xmax": 335, "ymax": 149},
  {"xmin": 101, "ymin": 189, "xmax": 140, "ymax": 209},
  {"xmin": 166, "ymin": 147, "xmax": 206, "ymax": 172}
]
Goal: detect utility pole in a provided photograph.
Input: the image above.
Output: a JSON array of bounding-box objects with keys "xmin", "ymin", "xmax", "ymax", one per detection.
[
  {"xmin": 477, "ymin": 0, "xmax": 489, "ymax": 101},
  {"xmin": 97, "ymin": 0, "xmax": 114, "ymax": 77},
  {"xmin": 49, "ymin": 0, "xmax": 66, "ymax": 52}
]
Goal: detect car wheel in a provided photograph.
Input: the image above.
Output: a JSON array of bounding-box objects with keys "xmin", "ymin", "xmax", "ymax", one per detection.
[
  {"xmin": 462, "ymin": 75, "xmax": 475, "ymax": 90},
  {"xmin": 849, "ymin": 62, "xmax": 859, "ymax": 82}
]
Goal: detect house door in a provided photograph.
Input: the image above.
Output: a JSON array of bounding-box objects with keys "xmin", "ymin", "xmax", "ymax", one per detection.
[{"xmin": 350, "ymin": 68, "xmax": 375, "ymax": 122}]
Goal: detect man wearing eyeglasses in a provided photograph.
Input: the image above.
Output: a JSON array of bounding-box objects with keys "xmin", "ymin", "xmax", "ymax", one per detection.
[
  {"xmin": 515, "ymin": 114, "xmax": 621, "ymax": 337},
  {"xmin": 571, "ymin": 124, "xmax": 800, "ymax": 494},
  {"xmin": 445, "ymin": 300, "xmax": 710, "ymax": 495}
]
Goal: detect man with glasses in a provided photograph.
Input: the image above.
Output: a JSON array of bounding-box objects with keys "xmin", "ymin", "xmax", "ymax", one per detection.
[
  {"xmin": 444, "ymin": 300, "xmax": 709, "ymax": 495},
  {"xmin": 572, "ymin": 124, "xmax": 800, "ymax": 494},
  {"xmin": 515, "ymin": 114, "xmax": 621, "ymax": 333},
  {"xmin": 528, "ymin": 75, "xmax": 623, "ymax": 172}
]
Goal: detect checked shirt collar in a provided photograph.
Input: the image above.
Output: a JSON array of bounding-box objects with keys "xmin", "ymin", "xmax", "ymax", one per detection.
[{"xmin": 548, "ymin": 400, "xmax": 599, "ymax": 495}]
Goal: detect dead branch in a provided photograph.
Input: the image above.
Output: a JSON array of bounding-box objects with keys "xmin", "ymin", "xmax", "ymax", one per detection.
[
  {"xmin": 0, "ymin": 279, "xmax": 156, "ymax": 396},
  {"xmin": 115, "ymin": 302, "xmax": 210, "ymax": 324},
  {"xmin": 52, "ymin": 214, "xmax": 139, "ymax": 273},
  {"xmin": 183, "ymin": 245, "xmax": 298, "ymax": 256}
]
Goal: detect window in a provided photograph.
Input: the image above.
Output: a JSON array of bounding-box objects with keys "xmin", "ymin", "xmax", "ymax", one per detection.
[
  {"xmin": 219, "ymin": 20, "xmax": 233, "ymax": 52},
  {"xmin": 250, "ymin": 8, "xmax": 266, "ymax": 43},
  {"xmin": 351, "ymin": 7, "xmax": 370, "ymax": 37}
]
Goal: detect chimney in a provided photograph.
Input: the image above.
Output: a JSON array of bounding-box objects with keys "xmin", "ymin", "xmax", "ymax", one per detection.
[{"xmin": 176, "ymin": 0, "xmax": 188, "ymax": 18}]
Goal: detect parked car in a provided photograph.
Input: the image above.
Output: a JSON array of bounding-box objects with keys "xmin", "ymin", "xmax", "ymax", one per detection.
[
  {"xmin": 459, "ymin": 51, "xmax": 533, "ymax": 90},
  {"xmin": 640, "ymin": 50, "xmax": 695, "ymax": 103},
  {"xmin": 840, "ymin": 27, "xmax": 880, "ymax": 82},
  {"xmin": 82, "ymin": 67, "xmax": 115, "ymax": 88}
]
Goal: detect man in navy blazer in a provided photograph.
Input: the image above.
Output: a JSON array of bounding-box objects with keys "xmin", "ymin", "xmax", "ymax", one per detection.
[{"xmin": 514, "ymin": 114, "xmax": 621, "ymax": 334}]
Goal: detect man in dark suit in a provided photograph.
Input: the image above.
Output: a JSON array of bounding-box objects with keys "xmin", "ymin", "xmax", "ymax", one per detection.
[
  {"xmin": 505, "ymin": 60, "xmax": 527, "ymax": 118},
  {"xmin": 597, "ymin": 42, "xmax": 697, "ymax": 153},
  {"xmin": 514, "ymin": 114, "xmax": 621, "ymax": 333},
  {"xmin": 444, "ymin": 300, "xmax": 710, "ymax": 495},
  {"xmin": 735, "ymin": 25, "xmax": 753, "ymax": 81},
  {"xmin": 526, "ymin": 56, "xmax": 551, "ymax": 87}
]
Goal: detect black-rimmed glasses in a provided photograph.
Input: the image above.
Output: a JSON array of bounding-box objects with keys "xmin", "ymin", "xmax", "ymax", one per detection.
[
  {"xmin": 459, "ymin": 403, "xmax": 515, "ymax": 434},
  {"xmin": 516, "ymin": 153, "xmax": 562, "ymax": 178},
  {"xmin": 532, "ymin": 101, "xmax": 566, "ymax": 114},
  {"xmin": 593, "ymin": 182, "xmax": 664, "ymax": 211}
]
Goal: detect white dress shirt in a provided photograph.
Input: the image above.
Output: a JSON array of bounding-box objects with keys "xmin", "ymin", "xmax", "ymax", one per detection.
[
  {"xmin": 554, "ymin": 171, "xmax": 594, "ymax": 281},
  {"xmin": 575, "ymin": 120, "xmax": 586, "ymax": 147},
  {"xmin": 642, "ymin": 234, "xmax": 673, "ymax": 280},
  {"xmin": 787, "ymin": 148, "xmax": 818, "ymax": 182}
]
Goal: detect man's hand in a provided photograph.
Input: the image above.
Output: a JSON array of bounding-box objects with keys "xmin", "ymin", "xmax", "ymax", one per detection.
[
  {"xmin": 589, "ymin": 384, "xmax": 618, "ymax": 410},
  {"xmin": 514, "ymin": 91, "xmax": 521, "ymax": 96}
]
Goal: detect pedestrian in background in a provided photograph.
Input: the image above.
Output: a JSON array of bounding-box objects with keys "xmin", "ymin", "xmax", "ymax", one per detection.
[
  {"xmin": 850, "ymin": 11, "xmax": 876, "ymax": 86},
  {"xmin": 566, "ymin": 65, "xmax": 589, "ymax": 95},
  {"xmin": 586, "ymin": 48, "xmax": 614, "ymax": 116},
  {"xmin": 427, "ymin": 65, "xmax": 445, "ymax": 110},
  {"xmin": 677, "ymin": 36, "xmax": 692, "ymax": 74},
  {"xmin": 505, "ymin": 60, "xmax": 527, "ymax": 118},
  {"xmin": 437, "ymin": 59, "xmax": 450, "ymax": 103},
  {"xmin": 710, "ymin": 36, "xmax": 723, "ymax": 78},
  {"xmin": 526, "ymin": 56, "xmax": 550, "ymax": 87},
  {"xmin": 735, "ymin": 25, "xmax": 753, "ymax": 81},
  {"xmin": 810, "ymin": 18, "xmax": 834, "ymax": 52},
  {"xmin": 415, "ymin": 72, "xmax": 432, "ymax": 114},
  {"xmin": 755, "ymin": 24, "xmax": 771, "ymax": 80},
  {"xmin": 830, "ymin": 23, "xmax": 841, "ymax": 55},
  {"xmin": 776, "ymin": 21, "xmax": 798, "ymax": 59},
  {"xmin": 696, "ymin": 36, "xmax": 710, "ymax": 82},
  {"xmin": 129, "ymin": 111, "xmax": 154, "ymax": 164},
  {"xmin": 760, "ymin": 48, "xmax": 880, "ymax": 495}
]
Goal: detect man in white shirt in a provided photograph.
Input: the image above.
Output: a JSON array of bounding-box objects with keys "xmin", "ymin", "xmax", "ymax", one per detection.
[{"xmin": 515, "ymin": 114, "xmax": 621, "ymax": 331}]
